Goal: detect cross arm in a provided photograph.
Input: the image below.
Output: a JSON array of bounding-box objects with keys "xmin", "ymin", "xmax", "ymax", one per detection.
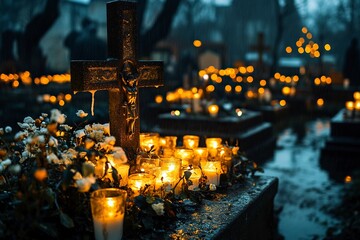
[
  {"xmin": 70, "ymin": 60, "xmax": 120, "ymax": 92},
  {"xmin": 138, "ymin": 60, "xmax": 164, "ymax": 88}
]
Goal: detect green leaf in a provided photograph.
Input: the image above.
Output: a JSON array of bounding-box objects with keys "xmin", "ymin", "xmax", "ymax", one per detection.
[
  {"xmin": 59, "ymin": 210, "xmax": 75, "ymax": 228},
  {"xmin": 111, "ymin": 166, "xmax": 120, "ymax": 186},
  {"xmin": 184, "ymin": 170, "xmax": 192, "ymax": 180}
]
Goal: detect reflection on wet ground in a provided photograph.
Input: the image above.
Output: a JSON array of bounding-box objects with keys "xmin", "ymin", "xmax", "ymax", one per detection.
[{"xmin": 262, "ymin": 117, "xmax": 343, "ymax": 240}]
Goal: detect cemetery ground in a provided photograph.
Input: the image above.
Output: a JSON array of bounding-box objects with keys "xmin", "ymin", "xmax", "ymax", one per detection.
[{"xmin": 263, "ymin": 114, "xmax": 360, "ymax": 240}]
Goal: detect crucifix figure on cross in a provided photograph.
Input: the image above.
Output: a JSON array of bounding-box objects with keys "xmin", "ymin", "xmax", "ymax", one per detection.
[{"xmin": 70, "ymin": 0, "xmax": 163, "ymax": 158}]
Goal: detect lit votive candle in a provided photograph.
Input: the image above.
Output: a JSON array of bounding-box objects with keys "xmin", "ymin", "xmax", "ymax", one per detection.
[
  {"xmin": 193, "ymin": 147, "xmax": 208, "ymax": 166},
  {"xmin": 156, "ymin": 157, "xmax": 181, "ymax": 190},
  {"xmin": 202, "ymin": 161, "xmax": 221, "ymax": 186},
  {"xmin": 206, "ymin": 138, "xmax": 222, "ymax": 159},
  {"xmin": 345, "ymin": 101, "xmax": 354, "ymax": 118},
  {"xmin": 208, "ymin": 104, "xmax": 219, "ymax": 117},
  {"xmin": 174, "ymin": 148, "xmax": 194, "ymax": 168},
  {"xmin": 183, "ymin": 135, "xmax": 200, "ymax": 149},
  {"xmin": 165, "ymin": 136, "xmax": 177, "ymax": 149},
  {"xmin": 90, "ymin": 188, "xmax": 127, "ymax": 240},
  {"xmin": 140, "ymin": 132, "xmax": 160, "ymax": 153},
  {"xmin": 355, "ymin": 101, "xmax": 360, "ymax": 118},
  {"xmin": 137, "ymin": 157, "xmax": 159, "ymax": 175},
  {"xmin": 159, "ymin": 137, "xmax": 167, "ymax": 148},
  {"xmin": 128, "ymin": 173, "xmax": 156, "ymax": 196},
  {"xmin": 218, "ymin": 146, "xmax": 233, "ymax": 180}
]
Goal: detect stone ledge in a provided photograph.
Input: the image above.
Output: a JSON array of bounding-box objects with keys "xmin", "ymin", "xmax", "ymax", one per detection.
[{"xmin": 167, "ymin": 176, "xmax": 279, "ymax": 240}]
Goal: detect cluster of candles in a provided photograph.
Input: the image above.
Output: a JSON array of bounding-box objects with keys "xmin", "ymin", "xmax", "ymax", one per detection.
[
  {"xmin": 344, "ymin": 92, "xmax": 360, "ymax": 119},
  {"xmin": 90, "ymin": 133, "xmax": 235, "ymax": 240},
  {"xmin": 129, "ymin": 133, "xmax": 234, "ymax": 194}
]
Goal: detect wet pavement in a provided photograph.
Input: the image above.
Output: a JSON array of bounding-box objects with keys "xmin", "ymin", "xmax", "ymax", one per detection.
[{"xmin": 262, "ymin": 117, "xmax": 344, "ymax": 240}]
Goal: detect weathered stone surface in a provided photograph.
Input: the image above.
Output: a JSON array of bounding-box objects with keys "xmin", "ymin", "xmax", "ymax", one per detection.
[
  {"xmin": 320, "ymin": 109, "xmax": 360, "ymax": 181},
  {"xmin": 167, "ymin": 176, "xmax": 278, "ymax": 240}
]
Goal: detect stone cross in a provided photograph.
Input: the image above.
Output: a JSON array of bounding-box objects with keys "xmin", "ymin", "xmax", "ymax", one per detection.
[
  {"xmin": 250, "ymin": 32, "xmax": 270, "ymax": 67},
  {"xmin": 70, "ymin": 0, "xmax": 163, "ymax": 157}
]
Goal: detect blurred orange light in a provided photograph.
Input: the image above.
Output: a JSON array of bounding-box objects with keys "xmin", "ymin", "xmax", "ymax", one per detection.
[
  {"xmin": 246, "ymin": 65, "xmax": 254, "ymax": 73},
  {"xmin": 155, "ymin": 95, "xmax": 163, "ymax": 104},
  {"xmin": 279, "ymin": 99, "xmax": 286, "ymax": 106},
  {"xmin": 225, "ymin": 85, "xmax": 232, "ymax": 93},
  {"xmin": 317, "ymin": 98, "xmax": 324, "ymax": 107},
  {"xmin": 345, "ymin": 175, "xmax": 352, "ymax": 183},
  {"xmin": 193, "ymin": 40, "xmax": 202, "ymax": 47},
  {"xmin": 65, "ymin": 94, "xmax": 72, "ymax": 101},
  {"xmin": 324, "ymin": 44, "xmax": 331, "ymax": 51},
  {"xmin": 235, "ymin": 85, "xmax": 242, "ymax": 93}
]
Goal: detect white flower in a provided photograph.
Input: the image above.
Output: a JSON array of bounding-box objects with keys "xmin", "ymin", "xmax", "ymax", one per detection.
[
  {"xmin": 103, "ymin": 123, "xmax": 110, "ymax": 135},
  {"xmin": 112, "ymin": 147, "xmax": 128, "ymax": 163},
  {"xmin": 5, "ymin": 126, "xmax": 12, "ymax": 133},
  {"xmin": 47, "ymin": 153, "xmax": 60, "ymax": 164},
  {"xmin": 209, "ymin": 183, "xmax": 217, "ymax": 191},
  {"xmin": 17, "ymin": 122, "xmax": 30, "ymax": 129},
  {"xmin": 1, "ymin": 159, "xmax": 12, "ymax": 167},
  {"xmin": 48, "ymin": 136, "xmax": 58, "ymax": 147},
  {"xmin": 50, "ymin": 109, "xmax": 66, "ymax": 124},
  {"xmin": 151, "ymin": 203, "xmax": 165, "ymax": 216},
  {"xmin": 96, "ymin": 142, "xmax": 113, "ymax": 151},
  {"xmin": 61, "ymin": 148, "xmax": 78, "ymax": 162},
  {"xmin": 23, "ymin": 116, "xmax": 35, "ymax": 124},
  {"xmin": 75, "ymin": 175, "xmax": 96, "ymax": 192},
  {"xmin": 39, "ymin": 127, "xmax": 48, "ymax": 134},
  {"xmin": 76, "ymin": 110, "xmax": 88, "ymax": 118},
  {"xmin": 75, "ymin": 129, "xmax": 86, "ymax": 138},
  {"xmin": 89, "ymin": 130, "xmax": 104, "ymax": 142},
  {"xmin": 15, "ymin": 131, "xmax": 28, "ymax": 140},
  {"xmin": 105, "ymin": 136, "xmax": 116, "ymax": 146},
  {"xmin": 60, "ymin": 124, "xmax": 72, "ymax": 131}
]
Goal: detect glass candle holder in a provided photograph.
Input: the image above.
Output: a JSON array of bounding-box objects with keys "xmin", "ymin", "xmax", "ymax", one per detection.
[
  {"xmin": 355, "ymin": 101, "xmax": 360, "ymax": 118},
  {"xmin": 183, "ymin": 135, "xmax": 200, "ymax": 149},
  {"xmin": 174, "ymin": 148, "xmax": 194, "ymax": 168},
  {"xmin": 161, "ymin": 148, "xmax": 174, "ymax": 157},
  {"xmin": 90, "ymin": 188, "xmax": 127, "ymax": 240},
  {"xmin": 137, "ymin": 156, "xmax": 160, "ymax": 175},
  {"xmin": 193, "ymin": 147, "xmax": 208, "ymax": 167},
  {"xmin": 165, "ymin": 136, "xmax": 177, "ymax": 149},
  {"xmin": 345, "ymin": 101, "xmax": 354, "ymax": 118},
  {"xmin": 159, "ymin": 137, "xmax": 167, "ymax": 148},
  {"xmin": 156, "ymin": 157, "xmax": 181, "ymax": 190},
  {"xmin": 208, "ymin": 104, "xmax": 219, "ymax": 117},
  {"xmin": 202, "ymin": 160, "xmax": 222, "ymax": 186},
  {"xmin": 140, "ymin": 132, "xmax": 160, "ymax": 153},
  {"xmin": 218, "ymin": 146, "xmax": 233, "ymax": 182},
  {"xmin": 206, "ymin": 138, "xmax": 222, "ymax": 159},
  {"xmin": 128, "ymin": 173, "xmax": 155, "ymax": 196}
]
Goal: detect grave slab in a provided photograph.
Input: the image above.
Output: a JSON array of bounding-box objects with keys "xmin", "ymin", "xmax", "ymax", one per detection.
[
  {"xmin": 320, "ymin": 109, "xmax": 360, "ymax": 181},
  {"xmin": 164, "ymin": 176, "xmax": 279, "ymax": 240},
  {"xmin": 154, "ymin": 110, "xmax": 276, "ymax": 162}
]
